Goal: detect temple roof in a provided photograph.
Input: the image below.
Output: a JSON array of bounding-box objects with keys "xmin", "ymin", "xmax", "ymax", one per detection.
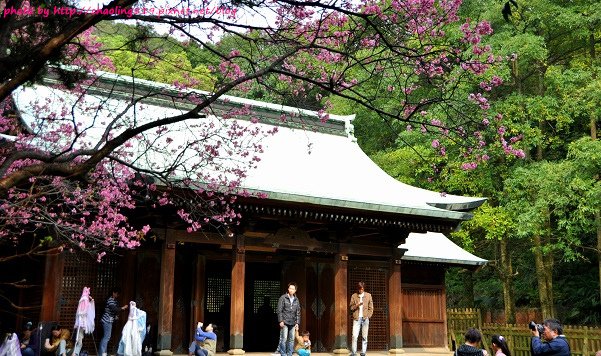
[
  {"xmin": 11, "ymin": 69, "xmax": 486, "ymax": 223},
  {"xmin": 400, "ymin": 232, "xmax": 487, "ymax": 266}
]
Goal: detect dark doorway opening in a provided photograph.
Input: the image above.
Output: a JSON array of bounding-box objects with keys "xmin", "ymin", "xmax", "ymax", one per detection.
[
  {"xmin": 244, "ymin": 262, "xmax": 282, "ymax": 351},
  {"xmin": 204, "ymin": 260, "xmax": 281, "ymax": 352},
  {"xmin": 205, "ymin": 260, "xmax": 231, "ymax": 352}
]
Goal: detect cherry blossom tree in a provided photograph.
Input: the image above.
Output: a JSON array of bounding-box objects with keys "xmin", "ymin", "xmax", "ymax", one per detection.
[{"xmin": 0, "ymin": 0, "xmax": 515, "ymax": 265}]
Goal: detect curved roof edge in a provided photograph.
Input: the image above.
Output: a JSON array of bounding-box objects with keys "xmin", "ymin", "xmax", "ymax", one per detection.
[
  {"xmin": 399, "ymin": 232, "xmax": 487, "ymax": 266},
  {"xmin": 427, "ymin": 197, "xmax": 487, "ymax": 212}
]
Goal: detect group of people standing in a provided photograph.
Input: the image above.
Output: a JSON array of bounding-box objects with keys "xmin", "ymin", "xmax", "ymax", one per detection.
[
  {"xmin": 275, "ymin": 281, "xmax": 373, "ymax": 356},
  {"xmin": 4, "ymin": 286, "xmax": 147, "ymax": 356},
  {"xmin": 456, "ymin": 318, "xmax": 572, "ymax": 356},
  {"xmin": 9, "ymin": 281, "xmax": 584, "ymax": 356}
]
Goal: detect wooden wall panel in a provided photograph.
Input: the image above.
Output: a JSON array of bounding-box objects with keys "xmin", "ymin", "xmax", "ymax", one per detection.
[{"xmin": 402, "ymin": 287, "xmax": 445, "ymax": 347}]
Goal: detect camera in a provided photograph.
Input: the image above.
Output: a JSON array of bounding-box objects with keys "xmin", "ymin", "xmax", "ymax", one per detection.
[{"xmin": 529, "ymin": 321, "xmax": 544, "ymax": 335}]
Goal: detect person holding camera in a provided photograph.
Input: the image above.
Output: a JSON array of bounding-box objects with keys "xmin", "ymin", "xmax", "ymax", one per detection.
[
  {"xmin": 188, "ymin": 322, "xmax": 217, "ymax": 356},
  {"xmin": 530, "ymin": 319, "xmax": 570, "ymax": 356}
]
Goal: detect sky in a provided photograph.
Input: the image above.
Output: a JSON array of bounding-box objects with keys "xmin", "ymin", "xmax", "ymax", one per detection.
[{"xmin": 74, "ymin": 0, "xmax": 279, "ymax": 41}]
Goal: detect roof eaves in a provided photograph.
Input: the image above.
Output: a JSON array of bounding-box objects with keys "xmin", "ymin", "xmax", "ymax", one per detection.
[
  {"xmin": 401, "ymin": 255, "xmax": 488, "ymax": 266},
  {"xmin": 243, "ymin": 189, "xmax": 474, "ymax": 221}
]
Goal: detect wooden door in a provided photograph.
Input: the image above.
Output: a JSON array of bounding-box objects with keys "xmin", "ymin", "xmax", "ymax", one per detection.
[{"xmin": 348, "ymin": 264, "xmax": 389, "ymax": 350}]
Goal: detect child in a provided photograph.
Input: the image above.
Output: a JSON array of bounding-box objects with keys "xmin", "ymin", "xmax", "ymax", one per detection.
[
  {"xmin": 188, "ymin": 323, "xmax": 217, "ymax": 356},
  {"xmin": 491, "ymin": 335, "xmax": 511, "ymax": 356},
  {"xmin": 294, "ymin": 329, "xmax": 311, "ymax": 356},
  {"xmin": 45, "ymin": 325, "xmax": 73, "ymax": 356}
]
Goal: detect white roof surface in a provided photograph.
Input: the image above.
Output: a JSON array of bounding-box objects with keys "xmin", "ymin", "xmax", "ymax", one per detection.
[
  {"xmin": 240, "ymin": 117, "xmax": 485, "ymax": 220},
  {"xmin": 11, "ymin": 70, "xmax": 486, "ymax": 221},
  {"xmin": 400, "ymin": 232, "xmax": 487, "ymax": 266}
]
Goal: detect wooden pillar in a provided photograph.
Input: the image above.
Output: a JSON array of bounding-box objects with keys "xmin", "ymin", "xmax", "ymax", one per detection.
[
  {"xmin": 191, "ymin": 255, "xmax": 206, "ymax": 338},
  {"xmin": 228, "ymin": 235, "xmax": 245, "ymax": 355},
  {"xmin": 388, "ymin": 255, "xmax": 404, "ymax": 354},
  {"xmin": 442, "ymin": 283, "xmax": 448, "ymax": 350},
  {"xmin": 40, "ymin": 250, "xmax": 65, "ymax": 321},
  {"xmin": 333, "ymin": 253, "xmax": 349, "ymax": 355},
  {"xmin": 157, "ymin": 239, "xmax": 176, "ymax": 355}
]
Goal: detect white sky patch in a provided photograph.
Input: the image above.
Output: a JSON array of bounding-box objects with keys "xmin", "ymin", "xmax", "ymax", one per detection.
[{"xmin": 73, "ymin": 0, "xmax": 278, "ymax": 42}]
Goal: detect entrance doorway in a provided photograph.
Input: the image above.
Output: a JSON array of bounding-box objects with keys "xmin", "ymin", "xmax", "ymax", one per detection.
[
  {"xmin": 244, "ymin": 262, "xmax": 282, "ymax": 351},
  {"xmin": 348, "ymin": 264, "xmax": 389, "ymax": 350},
  {"xmin": 204, "ymin": 260, "xmax": 281, "ymax": 352}
]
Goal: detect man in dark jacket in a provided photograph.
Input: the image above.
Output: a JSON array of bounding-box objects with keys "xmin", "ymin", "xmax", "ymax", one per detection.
[
  {"xmin": 456, "ymin": 328, "xmax": 488, "ymax": 356},
  {"xmin": 531, "ymin": 319, "xmax": 571, "ymax": 356},
  {"xmin": 277, "ymin": 282, "xmax": 301, "ymax": 356}
]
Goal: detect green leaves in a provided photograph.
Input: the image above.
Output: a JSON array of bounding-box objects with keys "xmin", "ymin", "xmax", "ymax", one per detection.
[{"xmin": 94, "ymin": 22, "xmax": 215, "ymax": 90}]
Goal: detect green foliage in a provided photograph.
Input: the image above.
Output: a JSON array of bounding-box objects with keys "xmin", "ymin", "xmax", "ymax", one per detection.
[
  {"xmin": 362, "ymin": 0, "xmax": 601, "ymax": 320},
  {"xmin": 94, "ymin": 22, "xmax": 215, "ymax": 90},
  {"xmin": 370, "ymin": 145, "xmax": 435, "ymax": 186},
  {"xmin": 453, "ymin": 204, "xmax": 516, "ymax": 244}
]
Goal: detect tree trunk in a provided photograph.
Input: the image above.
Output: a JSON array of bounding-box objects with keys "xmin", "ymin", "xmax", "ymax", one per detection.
[
  {"xmin": 544, "ymin": 210, "xmax": 556, "ymax": 317},
  {"xmin": 533, "ymin": 234, "xmax": 554, "ymax": 318},
  {"xmin": 543, "ymin": 246, "xmax": 555, "ymax": 317},
  {"xmin": 499, "ymin": 237, "xmax": 516, "ymax": 323},
  {"xmin": 532, "ymin": 65, "xmax": 554, "ymax": 318}
]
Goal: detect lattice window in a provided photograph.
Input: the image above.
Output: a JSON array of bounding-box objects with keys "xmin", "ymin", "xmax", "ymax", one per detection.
[
  {"xmin": 59, "ymin": 253, "xmax": 122, "ymax": 354},
  {"xmin": 349, "ymin": 265, "xmax": 389, "ymax": 350},
  {"xmin": 206, "ymin": 277, "xmax": 231, "ymax": 313},
  {"xmin": 252, "ymin": 279, "xmax": 281, "ymax": 313}
]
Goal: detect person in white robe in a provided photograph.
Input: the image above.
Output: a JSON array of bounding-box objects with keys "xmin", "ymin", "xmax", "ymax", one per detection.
[
  {"xmin": 73, "ymin": 287, "xmax": 95, "ymax": 356},
  {"xmin": 0, "ymin": 333, "xmax": 22, "ymax": 356},
  {"xmin": 117, "ymin": 302, "xmax": 147, "ymax": 356}
]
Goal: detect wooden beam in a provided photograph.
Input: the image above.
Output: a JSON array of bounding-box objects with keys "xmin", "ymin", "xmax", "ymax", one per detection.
[
  {"xmin": 333, "ymin": 253, "xmax": 349, "ymax": 355},
  {"xmin": 157, "ymin": 239, "xmax": 176, "ymax": 354},
  {"xmin": 229, "ymin": 235, "xmax": 245, "ymax": 354},
  {"xmin": 155, "ymin": 229, "xmax": 229, "ymax": 244},
  {"xmin": 155, "ymin": 228, "xmax": 395, "ymax": 257}
]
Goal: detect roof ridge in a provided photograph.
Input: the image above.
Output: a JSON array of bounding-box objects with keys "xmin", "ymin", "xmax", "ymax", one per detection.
[{"xmin": 45, "ymin": 66, "xmax": 356, "ymax": 138}]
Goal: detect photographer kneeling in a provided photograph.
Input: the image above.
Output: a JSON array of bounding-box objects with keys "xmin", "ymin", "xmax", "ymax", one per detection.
[{"xmin": 530, "ymin": 319, "xmax": 570, "ymax": 356}]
